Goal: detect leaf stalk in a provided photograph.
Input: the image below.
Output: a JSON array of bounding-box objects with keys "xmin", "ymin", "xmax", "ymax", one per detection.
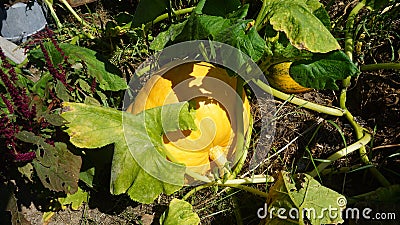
[
  {"xmin": 181, "ymin": 176, "xmax": 273, "ymax": 200},
  {"xmin": 59, "ymin": 0, "xmax": 89, "ymax": 27},
  {"xmin": 43, "ymin": 0, "xmax": 62, "ymax": 28},
  {"xmin": 360, "ymin": 63, "xmax": 400, "ymax": 71},
  {"xmin": 252, "ymin": 79, "xmax": 345, "ymax": 116},
  {"xmin": 153, "ymin": 7, "xmax": 195, "ymax": 25},
  {"xmin": 309, "ymin": 132, "xmax": 371, "ymax": 177},
  {"xmin": 254, "ymin": 0, "xmax": 269, "ymax": 31},
  {"xmin": 341, "ymin": 1, "xmax": 390, "ymax": 187}
]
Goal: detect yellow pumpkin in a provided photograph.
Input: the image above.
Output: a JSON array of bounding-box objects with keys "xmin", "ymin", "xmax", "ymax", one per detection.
[
  {"xmin": 126, "ymin": 62, "xmax": 251, "ymax": 175},
  {"xmin": 262, "ymin": 62, "xmax": 312, "ymax": 94}
]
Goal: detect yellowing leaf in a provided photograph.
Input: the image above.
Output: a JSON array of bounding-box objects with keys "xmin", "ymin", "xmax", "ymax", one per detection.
[{"xmin": 263, "ymin": 0, "xmax": 340, "ymax": 53}]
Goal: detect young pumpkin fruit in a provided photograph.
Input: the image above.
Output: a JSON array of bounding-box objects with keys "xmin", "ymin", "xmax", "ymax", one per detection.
[
  {"xmin": 126, "ymin": 62, "xmax": 251, "ymax": 175},
  {"xmin": 263, "ymin": 62, "xmax": 312, "ymax": 94}
]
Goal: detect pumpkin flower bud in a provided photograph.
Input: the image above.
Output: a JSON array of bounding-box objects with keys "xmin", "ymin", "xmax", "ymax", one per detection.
[{"xmin": 127, "ymin": 62, "xmax": 251, "ymax": 176}]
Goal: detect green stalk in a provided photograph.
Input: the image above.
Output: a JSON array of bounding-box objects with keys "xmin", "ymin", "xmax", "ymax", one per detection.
[
  {"xmin": 221, "ymin": 183, "xmax": 269, "ymax": 198},
  {"xmin": 344, "ymin": 1, "xmax": 365, "ymax": 62},
  {"xmin": 230, "ymin": 77, "xmax": 247, "ymax": 179},
  {"xmin": 229, "ymin": 115, "xmax": 253, "ymax": 179},
  {"xmin": 152, "ymin": 7, "xmax": 195, "ymax": 25},
  {"xmin": 43, "ymin": 0, "xmax": 62, "ymax": 28},
  {"xmin": 185, "ymin": 168, "xmax": 212, "ymax": 183},
  {"xmin": 182, "ymin": 176, "xmax": 273, "ymax": 200},
  {"xmin": 309, "ymin": 133, "xmax": 371, "ymax": 177},
  {"xmin": 254, "ymin": 0, "xmax": 269, "ymax": 31},
  {"xmin": 227, "ymin": 77, "xmax": 251, "ymax": 225},
  {"xmin": 224, "ymin": 176, "xmax": 274, "ymax": 185},
  {"xmin": 182, "ymin": 183, "xmax": 214, "ymax": 201},
  {"xmin": 341, "ymin": 1, "xmax": 390, "ymax": 187},
  {"xmin": 59, "ymin": 0, "xmax": 89, "ymax": 27},
  {"xmin": 360, "ymin": 63, "xmax": 400, "ymax": 71},
  {"xmin": 253, "ymin": 79, "xmax": 345, "ymax": 116},
  {"xmin": 183, "ymin": 181, "xmax": 269, "ymax": 199}
]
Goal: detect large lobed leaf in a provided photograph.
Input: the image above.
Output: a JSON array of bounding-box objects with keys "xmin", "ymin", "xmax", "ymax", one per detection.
[
  {"xmin": 290, "ymin": 50, "xmax": 360, "ymax": 90},
  {"xmin": 61, "ymin": 102, "xmax": 196, "ymax": 203},
  {"xmin": 263, "ymin": 0, "xmax": 340, "ymax": 53},
  {"xmin": 265, "ymin": 171, "xmax": 345, "ymax": 225}
]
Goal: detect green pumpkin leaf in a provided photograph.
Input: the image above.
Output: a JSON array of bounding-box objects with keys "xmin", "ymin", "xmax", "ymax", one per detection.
[
  {"xmin": 28, "ymin": 41, "xmax": 62, "ymax": 67},
  {"xmin": 160, "ymin": 199, "xmax": 200, "ymax": 225},
  {"xmin": 266, "ymin": 171, "xmax": 345, "ymax": 225},
  {"xmin": 61, "ymin": 102, "xmax": 196, "ymax": 203},
  {"xmin": 16, "ymin": 131, "xmax": 82, "ymax": 194},
  {"xmin": 215, "ymin": 22, "xmax": 266, "ymax": 62},
  {"xmin": 61, "ymin": 103, "xmax": 123, "ymax": 148},
  {"xmin": 263, "ymin": 0, "xmax": 340, "ymax": 53},
  {"xmin": 290, "ymin": 50, "xmax": 360, "ymax": 90},
  {"xmin": 151, "ymin": 7, "xmax": 266, "ymax": 62},
  {"xmin": 77, "ymin": 79, "xmax": 92, "ymax": 94}
]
